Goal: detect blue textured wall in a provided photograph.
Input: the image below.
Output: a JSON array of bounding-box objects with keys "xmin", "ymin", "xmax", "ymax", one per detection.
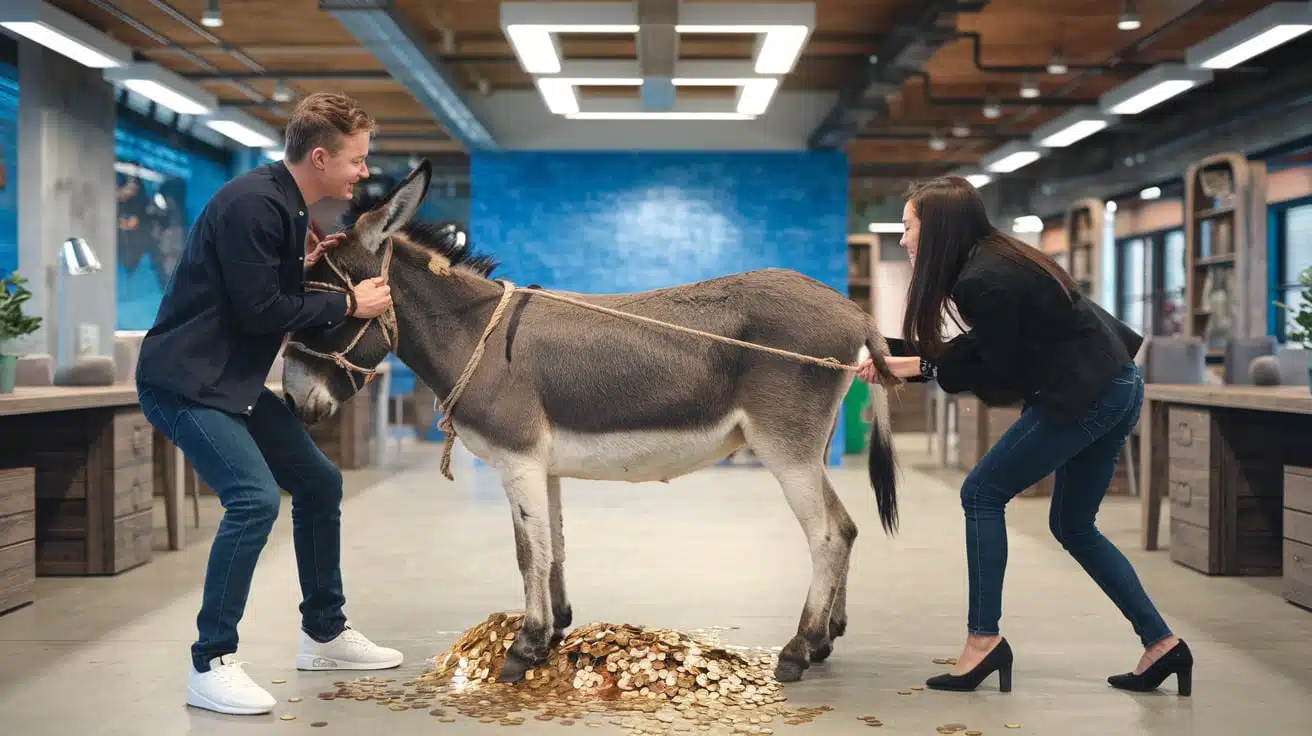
[
  {"xmin": 114, "ymin": 119, "xmax": 232, "ymax": 331},
  {"xmin": 0, "ymin": 61, "xmax": 17, "ymax": 278},
  {"xmin": 469, "ymin": 150, "xmax": 850, "ymax": 465}
]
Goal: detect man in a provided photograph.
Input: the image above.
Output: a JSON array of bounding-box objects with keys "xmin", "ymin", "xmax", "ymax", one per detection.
[{"xmin": 136, "ymin": 93, "xmax": 399, "ymax": 716}]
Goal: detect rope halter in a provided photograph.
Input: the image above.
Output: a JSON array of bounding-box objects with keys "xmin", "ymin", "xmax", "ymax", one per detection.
[{"xmin": 286, "ymin": 236, "xmax": 399, "ymax": 393}]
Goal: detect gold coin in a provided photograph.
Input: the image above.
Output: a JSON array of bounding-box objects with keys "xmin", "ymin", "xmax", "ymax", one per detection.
[
  {"xmin": 310, "ymin": 722, "xmax": 328, "ymax": 728},
  {"xmin": 288, "ymin": 697, "xmax": 302, "ymax": 703},
  {"xmin": 911, "ymin": 686, "xmax": 924, "ymax": 691},
  {"xmin": 967, "ymin": 731, "xmax": 983, "ymax": 735},
  {"xmin": 272, "ymin": 679, "xmax": 287, "ymax": 684},
  {"xmin": 1005, "ymin": 726, "xmax": 1020, "ymax": 730},
  {"xmin": 390, "ymin": 705, "xmax": 408, "ymax": 711},
  {"xmin": 897, "ymin": 690, "xmax": 912, "ymax": 695},
  {"xmin": 279, "ymin": 714, "xmax": 295, "ymax": 721}
]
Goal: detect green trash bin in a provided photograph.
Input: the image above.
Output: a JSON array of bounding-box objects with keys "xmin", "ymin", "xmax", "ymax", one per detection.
[{"xmin": 842, "ymin": 379, "xmax": 870, "ymax": 454}]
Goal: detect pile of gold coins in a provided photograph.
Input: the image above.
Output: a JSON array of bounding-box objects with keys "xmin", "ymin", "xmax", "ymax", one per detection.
[{"xmin": 321, "ymin": 612, "xmax": 836, "ymax": 734}]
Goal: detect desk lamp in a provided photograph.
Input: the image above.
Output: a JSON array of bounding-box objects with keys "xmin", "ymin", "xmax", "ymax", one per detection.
[{"xmin": 52, "ymin": 237, "xmax": 116, "ymax": 386}]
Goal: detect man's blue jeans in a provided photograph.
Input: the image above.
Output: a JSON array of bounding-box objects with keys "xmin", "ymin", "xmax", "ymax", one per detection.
[
  {"xmin": 138, "ymin": 384, "xmax": 348, "ymax": 672},
  {"xmin": 961, "ymin": 362, "xmax": 1172, "ymax": 648}
]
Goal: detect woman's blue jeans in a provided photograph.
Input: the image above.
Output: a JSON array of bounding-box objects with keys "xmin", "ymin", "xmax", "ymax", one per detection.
[
  {"xmin": 138, "ymin": 383, "xmax": 349, "ymax": 672},
  {"xmin": 961, "ymin": 362, "xmax": 1172, "ymax": 648}
]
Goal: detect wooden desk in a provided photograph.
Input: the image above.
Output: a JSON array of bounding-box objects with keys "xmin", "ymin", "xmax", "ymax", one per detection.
[
  {"xmin": 0, "ymin": 386, "xmax": 155, "ymax": 576},
  {"xmin": 0, "ymin": 374, "xmax": 392, "ymax": 562},
  {"xmin": 1139, "ymin": 384, "xmax": 1312, "ymax": 579}
]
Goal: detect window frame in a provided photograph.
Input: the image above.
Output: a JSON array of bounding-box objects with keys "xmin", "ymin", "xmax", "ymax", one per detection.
[
  {"xmin": 1269, "ymin": 194, "xmax": 1312, "ymax": 343},
  {"xmin": 1114, "ymin": 225, "xmax": 1186, "ymax": 337}
]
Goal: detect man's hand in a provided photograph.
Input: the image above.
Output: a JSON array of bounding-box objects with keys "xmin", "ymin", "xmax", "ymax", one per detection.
[
  {"xmin": 351, "ymin": 276, "xmax": 392, "ymax": 319},
  {"xmin": 305, "ymin": 230, "xmax": 346, "ymax": 268}
]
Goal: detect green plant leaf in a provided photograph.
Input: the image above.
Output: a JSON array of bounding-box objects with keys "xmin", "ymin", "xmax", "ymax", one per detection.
[{"xmin": 0, "ymin": 272, "xmax": 43, "ymax": 344}]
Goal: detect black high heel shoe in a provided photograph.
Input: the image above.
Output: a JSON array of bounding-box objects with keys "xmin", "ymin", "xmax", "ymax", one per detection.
[
  {"xmin": 925, "ymin": 638, "xmax": 1013, "ymax": 693},
  {"xmin": 1107, "ymin": 639, "xmax": 1193, "ymax": 696}
]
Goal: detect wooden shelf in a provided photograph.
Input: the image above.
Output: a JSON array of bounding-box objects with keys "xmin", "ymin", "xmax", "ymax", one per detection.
[
  {"xmin": 847, "ymin": 233, "xmax": 876, "ymax": 316},
  {"xmin": 1182, "ymin": 153, "xmax": 1268, "ymax": 358},
  {"xmin": 1063, "ymin": 198, "xmax": 1105, "ymax": 304}
]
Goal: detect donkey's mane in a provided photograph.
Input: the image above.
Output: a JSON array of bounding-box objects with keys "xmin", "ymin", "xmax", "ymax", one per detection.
[{"xmin": 341, "ymin": 185, "xmax": 499, "ymax": 279}]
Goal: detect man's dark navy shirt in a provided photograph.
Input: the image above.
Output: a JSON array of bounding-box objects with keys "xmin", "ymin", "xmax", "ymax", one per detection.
[{"xmin": 136, "ymin": 161, "xmax": 349, "ymax": 415}]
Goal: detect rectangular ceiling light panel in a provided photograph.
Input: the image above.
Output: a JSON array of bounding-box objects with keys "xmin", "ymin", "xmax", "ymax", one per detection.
[
  {"xmin": 981, "ymin": 141, "xmax": 1045, "ymax": 174},
  {"xmin": 1030, "ymin": 107, "xmax": 1119, "ymax": 148},
  {"xmin": 0, "ymin": 0, "xmax": 132, "ymax": 68},
  {"xmin": 1186, "ymin": 2, "xmax": 1312, "ymax": 69},
  {"xmin": 104, "ymin": 62, "xmax": 219, "ymax": 116},
  {"xmin": 1099, "ymin": 63, "xmax": 1213, "ymax": 115},
  {"xmin": 501, "ymin": 2, "xmax": 639, "ymax": 74},
  {"xmin": 204, "ymin": 107, "xmax": 282, "ymax": 149},
  {"xmin": 675, "ymin": 2, "xmax": 815, "ymax": 75}
]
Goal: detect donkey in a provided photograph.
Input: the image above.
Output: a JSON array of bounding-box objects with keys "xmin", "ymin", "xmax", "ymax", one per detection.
[{"xmin": 281, "ymin": 160, "xmax": 903, "ymax": 684}]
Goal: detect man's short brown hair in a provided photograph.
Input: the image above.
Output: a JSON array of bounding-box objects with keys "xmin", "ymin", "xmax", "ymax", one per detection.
[{"xmin": 283, "ymin": 92, "xmax": 376, "ymax": 164}]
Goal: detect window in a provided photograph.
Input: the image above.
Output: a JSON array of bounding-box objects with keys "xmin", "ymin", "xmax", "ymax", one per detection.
[
  {"xmin": 1276, "ymin": 200, "xmax": 1312, "ymax": 342},
  {"xmin": 1118, "ymin": 237, "xmax": 1148, "ymax": 335},
  {"xmin": 1115, "ymin": 227, "xmax": 1185, "ymax": 337}
]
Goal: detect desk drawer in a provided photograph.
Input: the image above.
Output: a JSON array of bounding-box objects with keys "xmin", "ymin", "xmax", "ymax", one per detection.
[
  {"xmin": 112, "ymin": 409, "xmax": 154, "ymax": 468},
  {"xmin": 112, "ymin": 463, "xmax": 153, "ymax": 518},
  {"xmin": 1168, "ymin": 460, "xmax": 1211, "ymax": 528},
  {"xmin": 0, "ymin": 511, "xmax": 34, "ymax": 549},
  {"xmin": 1285, "ymin": 466, "xmax": 1312, "ymax": 515},
  {"xmin": 0, "ymin": 468, "xmax": 35, "ymax": 517},
  {"xmin": 1285, "ymin": 539, "xmax": 1312, "ymax": 611},
  {"xmin": 1167, "ymin": 407, "xmax": 1210, "ymax": 469},
  {"xmin": 0, "ymin": 539, "xmax": 35, "ymax": 615},
  {"xmin": 1285, "ymin": 508, "xmax": 1312, "ymax": 546}
]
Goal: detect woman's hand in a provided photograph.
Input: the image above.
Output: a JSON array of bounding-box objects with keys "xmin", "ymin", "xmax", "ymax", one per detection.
[{"xmin": 856, "ymin": 356, "xmax": 922, "ymax": 383}]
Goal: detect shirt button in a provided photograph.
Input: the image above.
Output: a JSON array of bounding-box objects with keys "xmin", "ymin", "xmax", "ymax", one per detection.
[{"xmin": 299, "ymin": 210, "xmax": 305, "ymax": 216}]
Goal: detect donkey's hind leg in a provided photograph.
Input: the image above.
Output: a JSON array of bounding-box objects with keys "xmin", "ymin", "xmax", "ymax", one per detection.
[
  {"xmin": 812, "ymin": 476, "xmax": 857, "ymax": 663},
  {"xmin": 497, "ymin": 463, "xmax": 555, "ymax": 683},
  {"xmin": 751, "ymin": 440, "xmax": 846, "ymax": 683},
  {"xmin": 546, "ymin": 475, "xmax": 572, "ymax": 647}
]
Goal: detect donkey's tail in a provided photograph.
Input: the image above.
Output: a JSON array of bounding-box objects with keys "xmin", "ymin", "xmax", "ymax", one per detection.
[{"xmin": 864, "ymin": 328, "xmax": 900, "ymax": 536}]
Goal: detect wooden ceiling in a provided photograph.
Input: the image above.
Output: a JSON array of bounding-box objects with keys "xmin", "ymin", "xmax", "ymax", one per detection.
[{"xmin": 47, "ymin": 0, "xmax": 1293, "ymax": 173}]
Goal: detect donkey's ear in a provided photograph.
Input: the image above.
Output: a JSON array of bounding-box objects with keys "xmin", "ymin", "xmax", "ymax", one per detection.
[{"xmin": 357, "ymin": 159, "xmax": 432, "ymax": 253}]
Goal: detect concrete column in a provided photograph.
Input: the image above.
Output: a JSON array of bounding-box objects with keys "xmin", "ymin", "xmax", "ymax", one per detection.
[{"xmin": 16, "ymin": 40, "xmax": 117, "ymax": 361}]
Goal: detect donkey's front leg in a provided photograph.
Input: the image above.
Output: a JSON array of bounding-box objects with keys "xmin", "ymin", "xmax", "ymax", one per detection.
[
  {"xmin": 546, "ymin": 475, "xmax": 573, "ymax": 647},
  {"xmin": 497, "ymin": 464, "xmax": 554, "ymax": 683}
]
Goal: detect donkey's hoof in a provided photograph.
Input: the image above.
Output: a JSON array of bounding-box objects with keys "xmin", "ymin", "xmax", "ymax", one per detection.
[
  {"xmin": 553, "ymin": 605, "xmax": 574, "ymax": 632},
  {"xmin": 550, "ymin": 630, "xmax": 564, "ymax": 648},
  {"xmin": 774, "ymin": 656, "xmax": 808, "ymax": 683},
  {"xmin": 829, "ymin": 617, "xmax": 847, "ymax": 640},
  {"xmin": 809, "ymin": 643, "xmax": 833, "ymax": 663},
  {"xmin": 496, "ymin": 650, "xmax": 536, "ymax": 684}
]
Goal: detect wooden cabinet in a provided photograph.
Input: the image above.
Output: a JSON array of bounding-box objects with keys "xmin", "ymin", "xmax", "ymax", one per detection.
[
  {"xmin": 1283, "ymin": 466, "xmax": 1312, "ymax": 611},
  {"xmin": 0, "ymin": 408, "xmax": 156, "ymax": 576},
  {"xmin": 1167, "ymin": 405, "xmax": 1284, "ymax": 576},
  {"xmin": 0, "ymin": 467, "xmax": 35, "ymax": 615}
]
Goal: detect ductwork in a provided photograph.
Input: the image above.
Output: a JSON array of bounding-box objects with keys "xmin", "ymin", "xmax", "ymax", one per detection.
[
  {"xmin": 319, "ymin": 0, "xmax": 497, "ymax": 150},
  {"xmin": 808, "ymin": 0, "xmax": 991, "ymax": 149}
]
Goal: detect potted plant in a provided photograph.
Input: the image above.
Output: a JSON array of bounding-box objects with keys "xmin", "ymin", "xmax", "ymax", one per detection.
[
  {"xmin": 0, "ymin": 272, "xmax": 42, "ymax": 393},
  {"xmin": 1274, "ymin": 264, "xmax": 1312, "ymax": 393}
]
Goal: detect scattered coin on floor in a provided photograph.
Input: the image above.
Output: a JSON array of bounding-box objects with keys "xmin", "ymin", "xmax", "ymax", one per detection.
[
  {"xmin": 911, "ymin": 686, "xmax": 924, "ymax": 691},
  {"xmin": 932, "ymin": 658, "xmax": 950, "ymax": 665},
  {"xmin": 279, "ymin": 714, "xmax": 295, "ymax": 721},
  {"xmin": 288, "ymin": 697, "xmax": 302, "ymax": 703},
  {"xmin": 943, "ymin": 724, "xmax": 966, "ymax": 730},
  {"xmin": 310, "ymin": 722, "xmax": 328, "ymax": 728},
  {"xmin": 272, "ymin": 679, "xmax": 287, "ymax": 684},
  {"xmin": 897, "ymin": 690, "xmax": 912, "ymax": 695},
  {"xmin": 966, "ymin": 730, "xmax": 983, "ymax": 735},
  {"xmin": 1005, "ymin": 725, "xmax": 1020, "ymax": 729}
]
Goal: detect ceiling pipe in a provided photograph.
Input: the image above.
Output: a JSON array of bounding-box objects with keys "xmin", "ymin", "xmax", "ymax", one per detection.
[
  {"xmin": 808, "ymin": 0, "xmax": 992, "ymax": 149},
  {"xmin": 85, "ymin": 0, "xmax": 267, "ymax": 103},
  {"xmin": 182, "ymin": 70, "xmax": 393, "ymax": 81},
  {"xmin": 902, "ymin": 71, "xmax": 1097, "ymax": 107},
  {"xmin": 952, "ymin": 31, "xmax": 1156, "ymax": 74},
  {"xmin": 1002, "ymin": 0, "xmax": 1230, "ymax": 126}
]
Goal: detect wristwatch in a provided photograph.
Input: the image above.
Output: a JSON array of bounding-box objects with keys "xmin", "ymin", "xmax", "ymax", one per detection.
[{"xmin": 920, "ymin": 358, "xmax": 937, "ymax": 380}]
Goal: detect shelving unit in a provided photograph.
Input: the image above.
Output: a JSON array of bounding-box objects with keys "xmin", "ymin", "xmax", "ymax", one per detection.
[
  {"xmin": 846, "ymin": 233, "xmax": 875, "ymax": 315},
  {"xmin": 1182, "ymin": 153, "xmax": 1269, "ymax": 361},
  {"xmin": 1063, "ymin": 197, "xmax": 1105, "ymax": 300}
]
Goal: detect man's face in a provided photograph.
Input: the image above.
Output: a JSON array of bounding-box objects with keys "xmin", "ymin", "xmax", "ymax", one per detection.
[{"xmin": 312, "ymin": 130, "xmax": 371, "ymax": 200}]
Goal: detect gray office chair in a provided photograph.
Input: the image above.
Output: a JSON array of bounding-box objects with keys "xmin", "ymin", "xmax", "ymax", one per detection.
[
  {"xmin": 1224, "ymin": 336, "xmax": 1277, "ymax": 385},
  {"xmin": 1275, "ymin": 346, "xmax": 1310, "ymax": 386}
]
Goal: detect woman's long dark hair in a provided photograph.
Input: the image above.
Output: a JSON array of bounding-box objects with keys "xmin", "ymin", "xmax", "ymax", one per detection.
[{"xmin": 901, "ymin": 176, "xmax": 1077, "ymax": 359}]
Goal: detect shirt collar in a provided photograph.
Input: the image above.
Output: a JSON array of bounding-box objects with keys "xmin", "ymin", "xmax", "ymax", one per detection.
[{"xmin": 270, "ymin": 160, "xmax": 309, "ymax": 215}]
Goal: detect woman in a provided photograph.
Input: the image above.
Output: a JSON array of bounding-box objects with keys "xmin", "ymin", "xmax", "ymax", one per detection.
[{"xmin": 856, "ymin": 176, "xmax": 1191, "ymax": 696}]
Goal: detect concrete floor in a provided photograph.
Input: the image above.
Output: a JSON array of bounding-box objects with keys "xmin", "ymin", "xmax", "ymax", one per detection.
[{"xmin": 1, "ymin": 435, "xmax": 1309, "ymax": 735}]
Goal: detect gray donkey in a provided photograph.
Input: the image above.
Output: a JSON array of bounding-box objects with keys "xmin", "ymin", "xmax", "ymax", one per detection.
[{"xmin": 281, "ymin": 160, "xmax": 902, "ymax": 684}]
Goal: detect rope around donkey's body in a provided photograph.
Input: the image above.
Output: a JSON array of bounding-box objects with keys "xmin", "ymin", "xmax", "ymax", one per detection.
[{"xmin": 433, "ymin": 279, "xmax": 870, "ymax": 480}]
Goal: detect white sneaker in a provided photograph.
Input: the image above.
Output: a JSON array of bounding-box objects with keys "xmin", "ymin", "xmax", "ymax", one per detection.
[
  {"xmin": 295, "ymin": 625, "xmax": 404, "ymax": 671},
  {"xmin": 186, "ymin": 654, "xmax": 278, "ymax": 715}
]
